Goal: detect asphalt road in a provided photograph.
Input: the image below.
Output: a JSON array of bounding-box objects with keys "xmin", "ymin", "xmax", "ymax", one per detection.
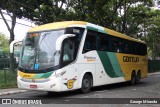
[{"xmin": 0, "ymin": 73, "xmax": 160, "ymax": 107}]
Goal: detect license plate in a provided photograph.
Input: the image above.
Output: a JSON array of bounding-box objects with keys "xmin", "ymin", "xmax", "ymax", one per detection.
[{"xmin": 30, "ymin": 84, "xmax": 37, "ymax": 89}]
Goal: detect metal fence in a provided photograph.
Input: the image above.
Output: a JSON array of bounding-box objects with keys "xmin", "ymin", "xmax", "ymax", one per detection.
[
  {"xmin": 148, "ymin": 60, "xmax": 160, "ymax": 73},
  {"xmin": 0, "ymin": 67, "xmax": 17, "ymax": 89}
]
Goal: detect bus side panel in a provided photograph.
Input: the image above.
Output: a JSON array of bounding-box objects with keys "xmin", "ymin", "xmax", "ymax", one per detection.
[
  {"xmin": 78, "ymin": 51, "xmax": 126, "ymax": 87},
  {"xmin": 141, "ymin": 55, "xmax": 148, "ymax": 79},
  {"xmin": 61, "ymin": 64, "xmax": 79, "ymax": 91},
  {"xmin": 116, "ymin": 53, "xmax": 148, "ymax": 81},
  {"xmin": 77, "ymin": 64, "xmax": 95, "ymax": 89},
  {"xmin": 96, "ymin": 51, "xmax": 125, "ymax": 86}
]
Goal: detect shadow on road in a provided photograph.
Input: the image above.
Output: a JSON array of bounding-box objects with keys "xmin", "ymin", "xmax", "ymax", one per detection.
[{"xmin": 32, "ymin": 81, "xmax": 148, "ymax": 99}]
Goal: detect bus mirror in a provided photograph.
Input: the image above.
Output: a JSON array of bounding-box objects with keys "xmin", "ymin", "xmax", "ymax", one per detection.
[
  {"xmin": 10, "ymin": 40, "xmax": 22, "ymax": 53},
  {"xmin": 55, "ymin": 34, "xmax": 75, "ymax": 51},
  {"xmin": 10, "ymin": 40, "xmax": 22, "ymax": 64}
]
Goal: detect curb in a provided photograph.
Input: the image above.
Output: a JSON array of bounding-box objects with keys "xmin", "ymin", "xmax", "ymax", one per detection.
[
  {"xmin": 148, "ymin": 72, "xmax": 160, "ymax": 76},
  {"xmin": 0, "ymin": 90, "xmax": 27, "ymax": 96}
]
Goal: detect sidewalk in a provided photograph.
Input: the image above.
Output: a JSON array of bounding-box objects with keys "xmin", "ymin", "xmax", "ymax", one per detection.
[
  {"xmin": 148, "ymin": 71, "xmax": 160, "ymax": 76},
  {"xmin": 0, "ymin": 72, "xmax": 160, "ymax": 96},
  {"xmin": 0, "ymin": 88, "xmax": 27, "ymax": 96}
]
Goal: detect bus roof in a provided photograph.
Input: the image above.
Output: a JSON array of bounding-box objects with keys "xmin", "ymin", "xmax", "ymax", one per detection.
[{"xmin": 28, "ymin": 21, "xmax": 145, "ymax": 44}]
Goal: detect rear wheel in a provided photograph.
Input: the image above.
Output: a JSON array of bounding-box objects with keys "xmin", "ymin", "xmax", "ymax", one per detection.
[
  {"xmin": 130, "ymin": 71, "xmax": 136, "ymax": 85},
  {"xmin": 81, "ymin": 74, "xmax": 91, "ymax": 93},
  {"xmin": 136, "ymin": 71, "xmax": 141, "ymax": 84}
]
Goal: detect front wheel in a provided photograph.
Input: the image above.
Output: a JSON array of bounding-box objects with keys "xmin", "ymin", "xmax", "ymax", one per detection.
[{"xmin": 81, "ymin": 74, "xmax": 91, "ymax": 93}]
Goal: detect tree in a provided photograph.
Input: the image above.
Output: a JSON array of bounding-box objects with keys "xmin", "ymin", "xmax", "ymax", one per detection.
[
  {"xmin": 19, "ymin": 0, "xmax": 68, "ymax": 25},
  {"xmin": 145, "ymin": 10, "xmax": 160, "ymax": 59},
  {"xmin": 1, "ymin": 0, "xmax": 160, "ymax": 60},
  {"xmin": 0, "ymin": 0, "xmax": 69, "ymax": 71},
  {"xmin": 0, "ymin": 32, "xmax": 9, "ymax": 54},
  {"xmin": 0, "ymin": 0, "xmax": 22, "ymax": 72}
]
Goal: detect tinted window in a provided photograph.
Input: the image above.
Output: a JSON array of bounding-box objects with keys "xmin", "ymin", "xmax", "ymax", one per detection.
[
  {"xmin": 83, "ymin": 30, "xmax": 97, "ymax": 53},
  {"xmin": 83, "ymin": 29, "xmax": 147, "ymax": 56},
  {"xmin": 98, "ymin": 34, "xmax": 109, "ymax": 51}
]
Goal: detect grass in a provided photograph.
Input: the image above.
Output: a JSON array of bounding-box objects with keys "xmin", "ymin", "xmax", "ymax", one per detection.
[{"xmin": 0, "ymin": 69, "xmax": 17, "ymax": 89}]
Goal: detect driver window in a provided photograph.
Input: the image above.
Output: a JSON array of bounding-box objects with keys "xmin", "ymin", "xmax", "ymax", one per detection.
[{"xmin": 62, "ymin": 38, "xmax": 75, "ymax": 66}]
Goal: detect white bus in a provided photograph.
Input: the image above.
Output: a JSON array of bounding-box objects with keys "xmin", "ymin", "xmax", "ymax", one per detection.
[{"xmin": 12, "ymin": 21, "xmax": 147, "ymax": 93}]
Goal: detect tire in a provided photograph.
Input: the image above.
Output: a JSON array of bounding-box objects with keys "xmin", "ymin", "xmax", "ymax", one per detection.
[
  {"xmin": 81, "ymin": 74, "xmax": 91, "ymax": 93},
  {"xmin": 136, "ymin": 71, "xmax": 141, "ymax": 84},
  {"xmin": 130, "ymin": 72, "xmax": 136, "ymax": 85}
]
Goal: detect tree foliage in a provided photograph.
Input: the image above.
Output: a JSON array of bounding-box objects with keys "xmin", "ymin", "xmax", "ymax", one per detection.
[
  {"xmin": 0, "ymin": 32, "xmax": 9, "ymax": 54},
  {"xmin": 0, "ymin": 0, "xmax": 160, "ymax": 59}
]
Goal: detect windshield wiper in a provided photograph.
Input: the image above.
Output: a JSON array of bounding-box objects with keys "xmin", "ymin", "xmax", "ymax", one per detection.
[{"xmin": 39, "ymin": 32, "xmax": 51, "ymax": 45}]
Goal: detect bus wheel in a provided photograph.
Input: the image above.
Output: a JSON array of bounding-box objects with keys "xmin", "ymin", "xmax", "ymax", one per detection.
[
  {"xmin": 81, "ymin": 74, "xmax": 91, "ymax": 93},
  {"xmin": 130, "ymin": 71, "xmax": 136, "ymax": 85},
  {"xmin": 136, "ymin": 71, "xmax": 141, "ymax": 84}
]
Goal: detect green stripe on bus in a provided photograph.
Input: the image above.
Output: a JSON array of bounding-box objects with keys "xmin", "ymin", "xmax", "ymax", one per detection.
[
  {"xmin": 41, "ymin": 71, "xmax": 53, "ymax": 78},
  {"xmin": 87, "ymin": 26, "xmax": 98, "ymax": 31},
  {"xmin": 86, "ymin": 26, "xmax": 107, "ymax": 34},
  {"xmin": 99, "ymin": 29, "xmax": 107, "ymax": 34},
  {"xmin": 34, "ymin": 74, "xmax": 43, "ymax": 79},
  {"xmin": 97, "ymin": 51, "xmax": 118, "ymax": 78},
  {"xmin": 107, "ymin": 52, "xmax": 124, "ymax": 77}
]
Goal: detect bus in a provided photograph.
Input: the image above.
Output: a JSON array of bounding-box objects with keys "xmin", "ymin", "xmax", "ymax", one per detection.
[{"xmin": 13, "ymin": 21, "xmax": 147, "ymax": 93}]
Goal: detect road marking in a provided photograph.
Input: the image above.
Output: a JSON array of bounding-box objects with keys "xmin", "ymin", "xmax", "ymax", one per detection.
[
  {"xmin": 118, "ymin": 91, "xmax": 123, "ymax": 92},
  {"xmin": 124, "ymin": 90, "xmax": 129, "ymax": 91},
  {"xmin": 81, "ymin": 96, "xmax": 89, "ymax": 98},
  {"xmin": 95, "ymin": 90, "xmax": 108, "ymax": 93},
  {"xmin": 132, "ymin": 89, "xmax": 137, "ymax": 90},
  {"xmin": 117, "ymin": 90, "xmax": 129, "ymax": 93},
  {"xmin": 94, "ymin": 94, "xmax": 101, "ymax": 96},
  {"xmin": 64, "ymin": 99, "xmax": 70, "ymax": 102},
  {"xmin": 99, "ymin": 96, "xmax": 103, "ymax": 98}
]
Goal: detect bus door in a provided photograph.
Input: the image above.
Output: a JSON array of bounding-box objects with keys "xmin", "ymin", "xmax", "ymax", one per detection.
[{"xmin": 61, "ymin": 37, "xmax": 78, "ymax": 90}]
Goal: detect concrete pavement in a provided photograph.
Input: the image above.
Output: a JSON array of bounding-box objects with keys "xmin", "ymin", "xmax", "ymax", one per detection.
[
  {"xmin": 0, "ymin": 72, "xmax": 160, "ymax": 96},
  {"xmin": 0, "ymin": 88, "xmax": 27, "ymax": 96}
]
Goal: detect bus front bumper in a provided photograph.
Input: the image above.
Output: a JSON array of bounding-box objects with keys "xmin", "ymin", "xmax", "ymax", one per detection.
[{"xmin": 17, "ymin": 76, "xmax": 62, "ymax": 92}]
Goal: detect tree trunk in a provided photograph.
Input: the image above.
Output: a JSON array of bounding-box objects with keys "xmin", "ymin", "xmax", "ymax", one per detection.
[
  {"xmin": 9, "ymin": 53, "xmax": 15, "ymax": 72},
  {"xmin": 9, "ymin": 30, "xmax": 15, "ymax": 72}
]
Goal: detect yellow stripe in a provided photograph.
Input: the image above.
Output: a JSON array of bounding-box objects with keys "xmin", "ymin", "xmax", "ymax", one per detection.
[
  {"xmin": 28, "ymin": 21, "xmax": 87, "ymax": 32},
  {"xmin": 116, "ymin": 53, "xmax": 148, "ymax": 80},
  {"xmin": 18, "ymin": 70, "xmax": 35, "ymax": 79},
  {"xmin": 104, "ymin": 28, "xmax": 145, "ymax": 44}
]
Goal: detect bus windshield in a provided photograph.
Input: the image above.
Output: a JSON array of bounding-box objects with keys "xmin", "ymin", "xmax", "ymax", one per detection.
[{"xmin": 19, "ymin": 29, "xmax": 65, "ymax": 70}]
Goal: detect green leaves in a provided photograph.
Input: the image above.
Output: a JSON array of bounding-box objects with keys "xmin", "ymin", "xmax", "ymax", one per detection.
[
  {"xmin": 0, "ymin": 33, "xmax": 9, "ymax": 54},
  {"xmin": 1, "ymin": 0, "xmax": 160, "ymax": 58}
]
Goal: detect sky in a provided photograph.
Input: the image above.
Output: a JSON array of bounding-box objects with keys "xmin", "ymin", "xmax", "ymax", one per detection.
[{"xmin": 0, "ymin": 12, "xmax": 35, "ymax": 40}]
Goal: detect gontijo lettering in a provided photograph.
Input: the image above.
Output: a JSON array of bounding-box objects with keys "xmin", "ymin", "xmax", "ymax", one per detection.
[{"xmin": 123, "ymin": 56, "xmax": 139, "ymax": 62}]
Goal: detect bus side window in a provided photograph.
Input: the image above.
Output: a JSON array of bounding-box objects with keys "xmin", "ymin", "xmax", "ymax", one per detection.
[
  {"xmin": 83, "ymin": 30, "xmax": 96, "ymax": 53},
  {"xmin": 111, "ymin": 38, "xmax": 120, "ymax": 53},
  {"xmin": 98, "ymin": 34, "xmax": 109, "ymax": 51}
]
